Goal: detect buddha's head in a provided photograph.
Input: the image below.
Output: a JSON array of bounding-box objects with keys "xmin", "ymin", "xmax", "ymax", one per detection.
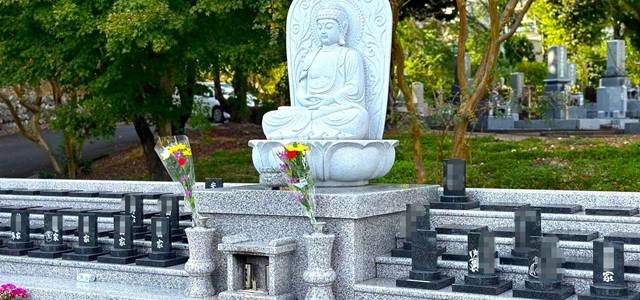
[{"xmin": 315, "ymin": 4, "xmax": 348, "ymax": 47}]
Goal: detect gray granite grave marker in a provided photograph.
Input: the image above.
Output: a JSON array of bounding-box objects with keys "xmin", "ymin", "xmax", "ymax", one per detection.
[
  {"xmin": 0, "ymin": 211, "xmax": 38, "ymax": 255},
  {"xmin": 97, "ymin": 214, "xmax": 146, "ymax": 264},
  {"xmin": 136, "ymin": 217, "xmax": 188, "ymax": 267},
  {"xmin": 28, "ymin": 212, "xmax": 73, "ymax": 258},
  {"xmin": 578, "ymin": 240, "xmax": 640, "ymax": 299},
  {"xmin": 62, "ymin": 213, "xmax": 109, "ymax": 261},
  {"xmin": 396, "ymin": 229, "xmax": 455, "ymax": 290},
  {"xmin": 431, "ymin": 159, "xmax": 480, "ymax": 210}
]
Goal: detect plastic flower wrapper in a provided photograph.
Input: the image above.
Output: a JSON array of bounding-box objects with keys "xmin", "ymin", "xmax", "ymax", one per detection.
[
  {"xmin": 278, "ymin": 142, "xmax": 317, "ymax": 225},
  {"xmin": 154, "ymin": 135, "xmax": 200, "ymax": 226}
]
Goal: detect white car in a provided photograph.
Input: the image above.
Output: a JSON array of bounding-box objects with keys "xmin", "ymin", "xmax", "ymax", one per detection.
[
  {"xmin": 198, "ymin": 82, "xmax": 260, "ymax": 108},
  {"xmin": 192, "ymin": 83, "xmax": 231, "ymax": 123}
]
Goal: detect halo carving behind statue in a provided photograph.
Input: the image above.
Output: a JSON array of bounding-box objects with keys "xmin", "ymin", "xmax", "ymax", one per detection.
[{"xmin": 286, "ymin": 0, "xmax": 392, "ymax": 140}]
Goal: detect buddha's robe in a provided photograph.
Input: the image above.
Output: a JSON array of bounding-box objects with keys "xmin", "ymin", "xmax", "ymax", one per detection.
[{"xmin": 263, "ymin": 45, "xmax": 369, "ymax": 140}]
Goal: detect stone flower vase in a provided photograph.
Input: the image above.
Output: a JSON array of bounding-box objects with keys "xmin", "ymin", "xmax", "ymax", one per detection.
[
  {"xmin": 184, "ymin": 217, "xmax": 216, "ymax": 298},
  {"xmin": 303, "ymin": 222, "xmax": 336, "ymax": 300}
]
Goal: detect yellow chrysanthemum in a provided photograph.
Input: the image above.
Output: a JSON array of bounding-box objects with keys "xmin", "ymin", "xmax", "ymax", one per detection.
[
  {"xmin": 183, "ymin": 149, "xmax": 192, "ymax": 156},
  {"xmin": 285, "ymin": 144, "xmax": 310, "ymax": 152},
  {"xmin": 169, "ymin": 144, "xmax": 188, "ymax": 154}
]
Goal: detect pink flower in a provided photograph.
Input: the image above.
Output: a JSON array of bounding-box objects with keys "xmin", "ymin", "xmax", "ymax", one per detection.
[
  {"xmin": 184, "ymin": 190, "xmax": 192, "ymax": 198},
  {"xmin": 1, "ymin": 284, "xmax": 16, "ymax": 291},
  {"xmin": 12, "ymin": 288, "xmax": 28, "ymax": 298}
]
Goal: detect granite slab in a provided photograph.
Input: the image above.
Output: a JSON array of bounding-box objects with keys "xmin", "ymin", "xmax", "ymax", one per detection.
[
  {"xmin": 585, "ymin": 206, "xmax": 639, "ymax": 216},
  {"xmin": 435, "ymin": 224, "xmax": 488, "ymax": 235},
  {"xmin": 544, "ymin": 229, "xmax": 600, "ymax": 242},
  {"xmin": 531, "ymin": 204, "xmax": 583, "ymax": 214}
]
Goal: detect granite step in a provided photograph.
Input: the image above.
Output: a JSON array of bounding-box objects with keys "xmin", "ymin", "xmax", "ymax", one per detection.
[
  {"xmin": 430, "ymin": 209, "xmax": 640, "ymax": 238},
  {"xmin": 371, "ymin": 255, "xmax": 640, "ymax": 299},
  {"xmin": 585, "ymin": 206, "xmax": 640, "ymax": 216},
  {"xmin": 0, "ymin": 255, "xmax": 188, "ymax": 290},
  {"xmin": 1, "ymin": 273, "xmax": 186, "ymax": 300}
]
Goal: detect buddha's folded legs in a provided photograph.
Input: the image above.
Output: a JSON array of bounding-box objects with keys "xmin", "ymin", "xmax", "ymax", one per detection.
[{"xmin": 263, "ymin": 106, "xmax": 368, "ymax": 140}]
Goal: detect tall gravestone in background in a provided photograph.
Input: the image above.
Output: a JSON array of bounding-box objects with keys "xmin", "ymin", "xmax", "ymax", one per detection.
[
  {"xmin": 597, "ymin": 40, "xmax": 630, "ymax": 118},
  {"xmin": 543, "ymin": 46, "xmax": 571, "ymax": 119},
  {"xmin": 250, "ymin": 0, "xmax": 397, "ymax": 187}
]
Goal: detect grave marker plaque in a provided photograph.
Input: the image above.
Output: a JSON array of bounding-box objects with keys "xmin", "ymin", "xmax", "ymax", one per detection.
[
  {"xmin": 513, "ymin": 236, "xmax": 574, "ymax": 299},
  {"xmin": 29, "ymin": 212, "xmax": 73, "ymax": 258},
  {"xmin": 62, "ymin": 213, "xmax": 109, "ymax": 261},
  {"xmin": 396, "ymin": 229, "xmax": 455, "ymax": 290},
  {"xmin": 97, "ymin": 214, "xmax": 146, "ymax": 264},
  {"xmin": 578, "ymin": 240, "xmax": 640, "ymax": 299},
  {"xmin": 0, "ymin": 211, "xmax": 38, "ymax": 256},
  {"xmin": 136, "ymin": 217, "xmax": 188, "ymax": 267},
  {"xmin": 452, "ymin": 230, "xmax": 512, "ymax": 295}
]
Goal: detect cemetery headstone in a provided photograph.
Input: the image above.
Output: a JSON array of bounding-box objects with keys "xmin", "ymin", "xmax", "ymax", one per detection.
[
  {"xmin": 62, "ymin": 213, "xmax": 109, "ymax": 261},
  {"xmin": 567, "ymin": 62, "xmax": 577, "ymax": 86},
  {"xmin": 452, "ymin": 230, "xmax": 512, "ymax": 295},
  {"xmin": 136, "ymin": 217, "xmax": 188, "ymax": 267},
  {"xmin": 0, "ymin": 210, "xmax": 38, "ymax": 255},
  {"xmin": 97, "ymin": 214, "xmax": 146, "ymax": 264},
  {"xmin": 412, "ymin": 82, "xmax": 426, "ymax": 116},
  {"xmin": 578, "ymin": 240, "xmax": 640, "ymax": 299},
  {"xmin": 513, "ymin": 236, "xmax": 574, "ymax": 299},
  {"xmin": 431, "ymin": 159, "xmax": 479, "ymax": 209},
  {"xmin": 396, "ymin": 229, "xmax": 455, "ymax": 290},
  {"xmin": 28, "ymin": 212, "xmax": 73, "ymax": 258},
  {"xmin": 597, "ymin": 40, "xmax": 630, "ymax": 118},
  {"xmin": 122, "ymin": 193, "xmax": 149, "ymax": 239},
  {"xmin": 543, "ymin": 46, "xmax": 571, "ymax": 119}
]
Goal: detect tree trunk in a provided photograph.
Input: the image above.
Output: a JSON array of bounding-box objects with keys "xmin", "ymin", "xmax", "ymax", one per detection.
[
  {"xmin": 133, "ymin": 117, "xmax": 169, "ymax": 181},
  {"xmin": 231, "ymin": 67, "xmax": 249, "ymax": 123},
  {"xmin": 391, "ymin": 0, "xmax": 426, "ymax": 183},
  {"xmin": 175, "ymin": 63, "xmax": 196, "ymax": 134}
]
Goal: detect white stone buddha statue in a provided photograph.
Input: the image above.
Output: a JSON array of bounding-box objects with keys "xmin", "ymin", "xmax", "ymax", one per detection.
[{"xmin": 262, "ymin": 4, "xmax": 369, "ymax": 140}]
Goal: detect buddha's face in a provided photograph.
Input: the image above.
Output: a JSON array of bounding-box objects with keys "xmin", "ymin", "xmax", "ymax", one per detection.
[{"xmin": 317, "ymin": 18, "xmax": 341, "ymax": 46}]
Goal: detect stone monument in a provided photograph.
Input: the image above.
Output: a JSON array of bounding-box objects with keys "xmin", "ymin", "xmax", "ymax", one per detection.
[
  {"xmin": 543, "ymin": 46, "xmax": 571, "ymax": 119},
  {"xmin": 431, "ymin": 159, "xmax": 479, "ymax": 209},
  {"xmin": 597, "ymin": 40, "xmax": 630, "ymax": 118},
  {"xmin": 250, "ymin": 0, "xmax": 396, "ymax": 187},
  {"xmin": 391, "ymin": 204, "xmax": 445, "ymax": 258},
  {"xmin": 500, "ymin": 205, "xmax": 540, "ymax": 266},
  {"xmin": 396, "ymin": 229, "xmax": 455, "ymax": 290}
]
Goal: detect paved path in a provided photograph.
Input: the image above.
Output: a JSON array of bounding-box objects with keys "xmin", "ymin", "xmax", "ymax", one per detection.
[{"xmin": 0, "ymin": 125, "xmax": 139, "ymax": 178}]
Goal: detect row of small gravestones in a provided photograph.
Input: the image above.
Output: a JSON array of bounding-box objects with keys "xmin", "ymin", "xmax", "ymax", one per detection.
[
  {"xmin": 393, "ymin": 204, "xmax": 640, "ymax": 300},
  {"xmin": 0, "ymin": 190, "xmax": 191, "ymax": 267}
]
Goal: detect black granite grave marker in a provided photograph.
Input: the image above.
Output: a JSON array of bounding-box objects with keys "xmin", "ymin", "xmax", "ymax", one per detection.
[
  {"xmin": 480, "ymin": 202, "xmax": 530, "ymax": 212},
  {"xmin": 391, "ymin": 204, "xmax": 445, "ymax": 258},
  {"xmin": 12, "ymin": 189, "xmax": 40, "ymax": 196},
  {"xmin": 98, "ymin": 191, "xmax": 128, "ymax": 199},
  {"xmin": 430, "ymin": 159, "xmax": 479, "ymax": 210},
  {"xmin": 435, "ymin": 224, "xmax": 488, "ymax": 235},
  {"xmin": 122, "ymin": 193, "xmax": 149, "ymax": 239},
  {"xmin": 531, "ymin": 204, "xmax": 583, "ymax": 214},
  {"xmin": 29, "ymin": 213, "xmax": 73, "ymax": 258},
  {"xmin": 39, "ymin": 189, "xmax": 77, "ymax": 197},
  {"xmin": 62, "ymin": 213, "xmax": 109, "ymax": 261},
  {"xmin": 578, "ymin": 240, "xmax": 640, "ymax": 299},
  {"xmin": 68, "ymin": 191, "xmax": 101, "ymax": 197},
  {"xmin": 586, "ymin": 207, "xmax": 640, "ymax": 217},
  {"xmin": 452, "ymin": 231, "xmax": 512, "ymax": 295},
  {"xmin": 605, "ymin": 232, "xmax": 640, "ymax": 244},
  {"xmin": 500, "ymin": 206, "xmax": 541, "ymax": 266},
  {"xmin": 136, "ymin": 217, "xmax": 188, "ymax": 267},
  {"xmin": 0, "ymin": 211, "xmax": 38, "ymax": 255},
  {"xmin": 97, "ymin": 214, "xmax": 146, "ymax": 264},
  {"xmin": 512, "ymin": 236, "xmax": 574, "ymax": 299},
  {"xmin": 544, "ymin": 229, "xmax": 599, "ymax": 242},
  {"xmin": 205, "ymin": 178, "xmax": 224, "ymax": 189},
  {"xmin": 396, "ymin": 229, "xmax": 455, "ymax": 290}
]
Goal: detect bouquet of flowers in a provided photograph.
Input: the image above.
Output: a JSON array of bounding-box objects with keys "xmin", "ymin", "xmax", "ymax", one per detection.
[
  {"xmin": 570, "ymin": 84, "xmax": 581, "ymax": 95},
  {"xmin": 155, "ymin": 135, "xmax": 201, "ymax": 226},
  {"xmin": 0, "ymin": 283, "xmax": 28, "ymax": 300},
  {"xmin": 278, "ymin": 143, "xmax": 317, "ymax": 225}
]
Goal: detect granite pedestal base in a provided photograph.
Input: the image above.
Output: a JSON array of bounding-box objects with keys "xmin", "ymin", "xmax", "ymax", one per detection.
[
  {"xmin": 62, "ymin": 246, "xmax": 109, "ymax": 261},
  {"xmin": 396, "ymin": 270, "xmax": 455, "ymax": 290},
  {"xmin": 0, "ymin": 241, "xmax": 38, "ymax": 256},
  {"xmin": 97, "ymin": 248, "xmax": 146, "ymax": 264},
  {"xmin": 513, "ymin": 284, "xmax": 575, "ymax": 300},
  {"xmin": 136, "ymin": 252, "xmax": 188, "ymax": 267},
  {"xmin": 579, "ymin": 284, "xmax": 640, "ymax": 300},
  {"xmin": 28, "ymin": 244, "xmax": 73, "ymax": 259},
  {"xmin": 451, "ymin": 274, "xmax": 512, "ymax": 295}
]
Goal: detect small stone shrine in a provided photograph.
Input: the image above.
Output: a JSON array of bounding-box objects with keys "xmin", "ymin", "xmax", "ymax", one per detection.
[
  {"xmin": 218, "ymin": 234, "xmax": 296, "ymax": 300},
  {"xmin": 578, "ymin": 240, "xmax": 640, "ymax": 300},
  {"xmin": 396, "ymin": 229, "xmax": 455, "ymax": 290},
  {"xmin": 430, "ymin": 159, "xmax": 479, "ymax": 209},
  {"xmin": 543, "ymin": 45, "xmax": 571, "ymax": 119},
  {"xmin": 597, "ymin": 40, "xmax": 631, "ymax": 118},
  {"xmin": 452, "ymin": 230, "xmax": 512, "ymax": 295},
  {"xmin": 513, "ymin": 236, "xmax": 575, "ymax": 299}
]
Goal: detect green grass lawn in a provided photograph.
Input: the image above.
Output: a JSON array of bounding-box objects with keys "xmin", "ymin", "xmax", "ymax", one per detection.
[{"xmin": 197, "ymin": 133, "xmax": 640, "ymax": 191}]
